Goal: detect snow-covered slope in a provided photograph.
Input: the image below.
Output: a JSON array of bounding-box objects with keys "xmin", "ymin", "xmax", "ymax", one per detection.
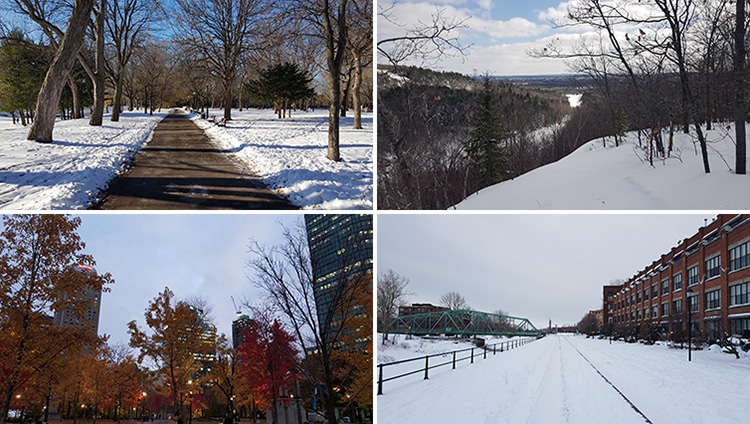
[{"xmin": 454, "ymin": 123, "xmax": 750, "ymax": 209}]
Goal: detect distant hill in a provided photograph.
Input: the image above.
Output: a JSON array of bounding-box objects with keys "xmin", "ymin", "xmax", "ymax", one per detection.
[{"xmin": 378, "ymin": 64, "xmax": 476, "ymax": 90}]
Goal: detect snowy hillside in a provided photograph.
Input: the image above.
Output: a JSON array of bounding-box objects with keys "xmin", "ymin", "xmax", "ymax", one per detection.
[{"xmin": 455, "ymin": 123, "xmax": 750, "ymax": 209}]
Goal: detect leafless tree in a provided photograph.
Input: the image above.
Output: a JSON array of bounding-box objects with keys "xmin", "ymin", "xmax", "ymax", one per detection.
[
  {"xmin": 377, "ymin": 269, "xmax": 412, "ymax": 344},
  {"xmin": 734, "ymin": 0, "xmax": 746, "ymax": 175},
  {"xmin": 347, "ymin": 0, "xmax": 372, "ymax": 129},
  {"xmin": 105, "ymin": 0, "xmax": 157, "ymax": 121},
  {"xmin": 24, "ymin": 0, "xmax": 97, "ymax": 142},
  {"xmin": 439, "ymin": 291, "xmax": 469, "ymax": 310},
  {"xmin": 88, "ymin": 0, "xmax": 106, "ymax": 126},
  {"xmin": 377, "ymin": 1, "xmax": 469, "ymax": 67},
  {"xmin": 173, "ymin": 0, "xmax": 275, "ymax": 122},
  {"xmin": 245, "ymin": 219, "xmax": 371, "ymax": 424},
  {"xmin": 576, "ymin": 312, "xmax": 598, "ymax": 335}
]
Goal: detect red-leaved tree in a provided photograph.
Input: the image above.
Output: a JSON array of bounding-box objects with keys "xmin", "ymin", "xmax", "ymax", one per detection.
[{"xmin": 237, "ymin": 319, "xmax": 301, "ymax": 424}]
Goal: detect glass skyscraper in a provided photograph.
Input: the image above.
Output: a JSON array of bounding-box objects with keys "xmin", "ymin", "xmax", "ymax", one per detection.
[{"xmin": 304, "ymin": 214, "xmax": 373, "ymax": 336}]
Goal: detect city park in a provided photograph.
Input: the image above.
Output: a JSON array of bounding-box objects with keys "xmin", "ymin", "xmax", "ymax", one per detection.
[{"xmin": 0, "ymin": 215, "xmax": 373, "ymax": 424}]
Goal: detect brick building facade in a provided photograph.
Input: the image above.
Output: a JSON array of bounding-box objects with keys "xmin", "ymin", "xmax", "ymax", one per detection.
[
  {"xmin": 606, "ymin": 214, "xmax": 750, "ymax": 341},
  {"xmin": 398, "ymin": 303, "xmax": 449, "ymax": 316}
]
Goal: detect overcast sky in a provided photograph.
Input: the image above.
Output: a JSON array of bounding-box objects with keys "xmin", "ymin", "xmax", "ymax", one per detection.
[
  {"xmin": 377, "ymin": 0, "xmax": 649, "ymax": 76},
  {"xmin": 73, "ymin": 213, "xmax": 301, "ymax": 347},
  {"xmin": 378, "ymin": 214, "xmax": 717, "ymax": 329}
]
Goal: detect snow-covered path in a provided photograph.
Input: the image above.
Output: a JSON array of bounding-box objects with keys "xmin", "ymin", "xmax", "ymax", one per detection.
[{"xmin": 377, "ymin": 334, "xmax": 750, "ymax": 424}]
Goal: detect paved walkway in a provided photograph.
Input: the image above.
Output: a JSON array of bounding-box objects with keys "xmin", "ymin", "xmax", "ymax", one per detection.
[{"xmin": 96, "ymin": 110, "xmax": 297, "ymax": 210}]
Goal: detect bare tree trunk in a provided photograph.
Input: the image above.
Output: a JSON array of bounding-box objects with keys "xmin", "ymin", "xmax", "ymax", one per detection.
[
  {"xmin": 340, "ymin": 74, "xmax": 350, "ymax": 118},
  {"xmin": 223, "ymin": 81, "xmax": 233, "ymax": 121},
  {"xmin": 112, "ymin": 77, "xmax": 123, "ymax": 121},
  {"xmin": 89, "ymin": 0, "xmax": 106, "ymax": 126},
  {"xmin": 352, "ymin": 50, "xmax": 363, "ymax": 129},
  {"xmin": 735, "ymin": 0, "xmax": 747, "ymax": 175},
  {"xmin": 27, "ymin": 0, "xmax": 97, "ymax": 142},
  {"xmin": 323, "ymin": 0, "xmax": 348, "ymax": 161},
  {"xmin": 68, "ymin": 77, "xmax": 81, "ymax": 119}
]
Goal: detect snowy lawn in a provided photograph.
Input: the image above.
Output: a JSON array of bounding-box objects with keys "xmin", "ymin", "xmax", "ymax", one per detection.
[
  {"xmin": 377, "ymin": 334, "xmax": 750, "ymax": 424},
  {"xmin": 194, "ymin": 108, "xmax": 373, "ymax": 210},
  {"xmin": 455, "ymin": 123, "xmax": 750, "ymax": 209},
  {"xmin": 0, "ymin": 111, "xmax": 165, "ymax": 209}
]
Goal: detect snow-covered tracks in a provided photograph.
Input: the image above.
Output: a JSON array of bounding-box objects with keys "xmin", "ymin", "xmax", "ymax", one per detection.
[
  {"xmin": 562, "ymin": 337, "xmax": 653, "ymax": 424},
  {"xmin": 377, "ymin": 335, "xmax": 716, "ymax": 424}
]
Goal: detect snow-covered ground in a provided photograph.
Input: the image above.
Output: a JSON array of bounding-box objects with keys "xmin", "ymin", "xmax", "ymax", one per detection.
[
  {"xmin": 194, "ymin": 108, "xmax": 373, "ymax": 210},
  {"xmin": 455, "ymin": 123, "xmax": 750, "ymax": 209},
  {"xmin": 377, "ymin": 334, "xmax": 750, "ymax": 424},
  {"xmin": 0, "ymin": 108, "xmax": 372, "ymax": 210},
  {"xmin": 0, "ymin": 111, "xmax": 165, "ymax": 209}
]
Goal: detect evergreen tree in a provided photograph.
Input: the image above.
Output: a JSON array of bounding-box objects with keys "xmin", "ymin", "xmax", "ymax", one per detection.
[
  {"xmin": 0, "ymin": 30, "xmax": 51, "ymax": 125},
  {"xmin": 244, "ymin": 62, "xmax": 315, "ymax": 119},
  {"xmin": 466, "ymin": 77, "xmax": 507, "ymax": 192}
]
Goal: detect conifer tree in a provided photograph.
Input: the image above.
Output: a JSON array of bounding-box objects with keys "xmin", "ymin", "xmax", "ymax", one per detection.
[
  {"xmin": 0, "ymin": 30, "xmax": 51, "ymax": 125},
  {"xmin": 466, "ymin": 77, "xmax": 507, "ymax": 192},
  {"xmin": 245, "ymin": 62, "xmax": 315, "ymax": 119}
]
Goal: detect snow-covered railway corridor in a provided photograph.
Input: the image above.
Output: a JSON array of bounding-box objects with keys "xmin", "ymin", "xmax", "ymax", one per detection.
[{"xmin": 377, "ymin": 334, "xmax": 750, "ymax": 424}]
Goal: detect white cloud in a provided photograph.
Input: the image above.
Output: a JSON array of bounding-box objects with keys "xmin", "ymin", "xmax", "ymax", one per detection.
[
  {"xmin": 471, "ymin": 16, "xmax": 546, "ymax": 39},
  {"xmin": 476, "ymin": 0, "xmax": 493, "ymax": 12}
]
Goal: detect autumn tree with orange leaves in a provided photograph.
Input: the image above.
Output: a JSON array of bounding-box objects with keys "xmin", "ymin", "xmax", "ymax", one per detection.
[
  {"xmin": 0, "ymin": 215, "xmax": 113, "ymax": 424},
  {"xmin": 128, "ymin": 287, "xmax": 213, "ymax": 415}
]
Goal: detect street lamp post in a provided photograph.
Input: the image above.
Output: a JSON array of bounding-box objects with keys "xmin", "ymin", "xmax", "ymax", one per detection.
[
  {"xmin": 188, "ymin": 379, "xmax": 193, "ymax": 424},
  {"xmin": 687, "ymin": 288, "xmax": 694, "ymax": 362}
]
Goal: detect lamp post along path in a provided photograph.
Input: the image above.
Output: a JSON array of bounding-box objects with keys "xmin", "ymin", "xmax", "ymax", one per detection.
[{"xmin": 687, "ymin": 288, "xmax": 694, "ymax": 362}]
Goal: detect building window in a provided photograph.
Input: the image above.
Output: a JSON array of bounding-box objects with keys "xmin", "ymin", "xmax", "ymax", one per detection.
[
  {"xmin": 652, "ymin": 305, "xmax": 658, "ymax": 318},
  {"xmin": 673, "ymin": 299, "xmax": 682, "ymax": 314},
  {"xmin": 608, "ymin": 294, "xmax": 613, "ymax": 301},
  {"xmin": 661, "ymin": 302, "xmax": 669, "ymax": 317},
  {"xmin": 730, "ymin": 281, "xmax": 750, "ymax": 306},
  {"xmin": 673, "ymin": 272, "xmax": 683, "ymax": 291},
  {"xmin": 661, "ymin": 278, "xmax": 669, "ymax": 295},
  {"xmin": 689, "ymin": 294, "xmax": 699, "ymax": 313},
  {"xmin": 729, "ymin": 240, "xmax": 750, "ymax": 272},
  {"xmin": 644, "ymin": 307, "xmax": 649, "ymax": 319},
  {"xmin": 637, "ymin": 309, "xmax": 642, "ymax": 320},
  {"xmin": 730, "ymin": 318, "xmax": 750, "ymax": 337},
  {"xmin": 705, "ymin": 289, "xmax": 720, "ymax": 310},
  {"xmin": 705, "ymin": 255, "xmax": 721, "ymax": 280},
  {"xmin": 687, "ymin": 265, "xmax": 699, "ymax": 286},
  {"xmin": 652, "ymin": 283, "xmax": 658, "ymax": 299},
  {"xmin": 637, "ymin": 291, "xmax": 641, "ymax": 303},
  {"xmin": 706, "ymin": 321, "xmax": 721, "ymax": 341},
  {"xmin": 644, "ymin": 287, "xmax": 650, "ymax": 299}
]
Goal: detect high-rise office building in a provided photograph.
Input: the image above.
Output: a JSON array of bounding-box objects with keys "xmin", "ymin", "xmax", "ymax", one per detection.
[
  {"xmin": 304, "ymin": 214, "xmax": 373, "ymax": 338},
  {"xmin": 232, "ymin": 314, "xmax": 253, "ymax": 349},
  {"xmin": 185, "ymin": 304, "xmax": 217, "ymax": 376},
  {"xmin": 53, "ymin": 264, "xmax": 102, "ymax": 334}
]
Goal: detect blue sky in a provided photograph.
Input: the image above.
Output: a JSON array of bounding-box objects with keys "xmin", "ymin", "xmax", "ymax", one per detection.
[
  {"xmin": 74, "ymin": 213, "xmax": 301, "ymax": 347},
  {"xmin": 378, "ymin": 0, "xmax": 588, "ymax": 75}
]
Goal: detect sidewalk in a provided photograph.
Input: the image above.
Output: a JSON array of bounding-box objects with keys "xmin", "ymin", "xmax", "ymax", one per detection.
[{"xmin": 96, "ymin": 110, "xmax": 297, "ymax": 210}]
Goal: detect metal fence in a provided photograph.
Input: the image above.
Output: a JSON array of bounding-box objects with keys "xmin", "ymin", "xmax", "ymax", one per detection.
[{"xmin": 377, "ymin": 336, "xmax": 538, "ymax": 395}]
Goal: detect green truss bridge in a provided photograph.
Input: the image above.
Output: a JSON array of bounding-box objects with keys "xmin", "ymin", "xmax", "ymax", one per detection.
[{"xmin": 391, "ymin": 309, "xmax": 541, "ymax": 337}]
